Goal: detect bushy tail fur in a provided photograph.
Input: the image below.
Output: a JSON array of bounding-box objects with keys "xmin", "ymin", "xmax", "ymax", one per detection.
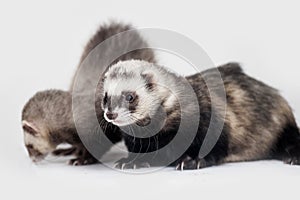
[{"xmin": 70, "ymin": 21, "xmax": 156, "ymax": 90}]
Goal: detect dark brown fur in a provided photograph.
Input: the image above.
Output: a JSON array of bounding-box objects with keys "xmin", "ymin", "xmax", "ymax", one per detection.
[
  {"xmin": 104, "ymin": 61, "xmax": 300, "ymax": 170},
  {"xmin": 180, "ymin": 63, "xmax": 300, "ymax": 168}
]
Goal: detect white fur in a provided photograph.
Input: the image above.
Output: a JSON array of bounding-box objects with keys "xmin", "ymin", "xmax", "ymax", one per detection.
[
  {"xmin": 22, "ymin": 120, "xmax": 54, "ymax": 160},
  {"xmin": 24, "ymin": 132, "xmax": 52, "ymax": 154},
  {"xmin": 102, "ymin": 60, "xmax": 181, "ymax": 125},
  {"xmin": 103, "ymin": 107, "xmax": 134, "ymax": 126}
]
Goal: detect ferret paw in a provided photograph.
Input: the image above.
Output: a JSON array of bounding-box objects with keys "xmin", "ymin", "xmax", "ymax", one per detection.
[
  {"xmin": 114, "ymin": 157, "xmax": 150, "ymax": 170},
  {"xmin": 68, "ymin": 157, "xmax": 98, "ymax": 166},
  {"xmin": 283, "ymin": 144, "xmax": 300, "ymax": 165},
  {"xmin": 175, "ymin": 157, "xmax": 209, "ymax": 170},
  {"xmin": 284, "ymin": 157, "xmax": 300, "ymax": 165},
  {"xmin": 52, "ymin": 147, "xmax": 77, "ymax": 156}
]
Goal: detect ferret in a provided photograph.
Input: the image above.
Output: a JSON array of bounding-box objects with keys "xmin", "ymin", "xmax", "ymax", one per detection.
[
  {"xmin": 22, "ymin": 22, "xmax": 156, "ymax": 165},
  {"xmin": 22, "ymin": 90, "xmax": 98, "ymax": 165},
  {"xmin": 101, "ymin": 60, "xmax": 300, "ymax": 170}
]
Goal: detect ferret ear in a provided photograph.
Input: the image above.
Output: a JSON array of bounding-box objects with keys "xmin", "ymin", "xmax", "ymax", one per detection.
[
  {"xmin": 141, "ymin": 73, "xmax": 155, "ymax": 90},
  {"xmin": 22, "ymin": 121, "xmax": 39, "ymax": 136}
]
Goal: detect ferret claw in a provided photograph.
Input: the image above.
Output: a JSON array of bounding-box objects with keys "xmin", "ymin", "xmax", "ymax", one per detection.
[
  {"xmin": 197, "ymin": 161, "xmax": 201, "ymax": 169},
  {"xmin": 121, "ymin": 163, "xmax": 126, "ymax": 170},
  {"xmin": 175, "ymin": 161, "xmax": 185, "ymax": 171},
  {"xmin": 284, "ymin": 157, "xmax": 300, "ymax": 165},
  {"xmin": 175, "ymin": 157, "xmax": 208, "ymax": 170},
  {"xmin": 73, "ymin": 160, "xmax": 79, "ymax": 166},
  {"xmin": 114, "ymin": 158, "xmax": 151, "ymax": 170},
  {"xmin": 113, "ymin": 162, "xmax": 120, "ymax": 168},
  {"xmin": 68, "ymin": 157, "xmax": 98, "ymax": 166}
]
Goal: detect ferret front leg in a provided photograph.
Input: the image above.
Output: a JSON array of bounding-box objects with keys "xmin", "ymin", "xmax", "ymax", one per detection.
[
  {"xmin": 52, "ymin": 146, "xmax": 77, "ymax": 156},
  {"xmin": 114, "ymin": 154, "xmax": 152, "ymax": 170},
  {"xmin": 52, "ymin": 145, "xmax": 98, "ymax": 165},
  {"xmin": 52, "ymin": 146, "xmax": 98, "ymax": 166},
  {"xmin": 68, "ymin": 145, "xmax": 99, "ymax": 166},
  {"xmin": 174, "ymin": 123, "xmax": 230, "ymax": 170}
]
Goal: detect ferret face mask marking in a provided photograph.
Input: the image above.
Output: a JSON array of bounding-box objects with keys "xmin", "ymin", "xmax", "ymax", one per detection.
[
  {"xmin": 102, "ymin": 79, "xmax": 153, "ymax": 126},
  {"xmin": 102, "ymin": 61, "xmax": 160, "ymax": 127},
  {"xmin": 22, "ymin": 120, "xmax": 54, "ymax": 162}
]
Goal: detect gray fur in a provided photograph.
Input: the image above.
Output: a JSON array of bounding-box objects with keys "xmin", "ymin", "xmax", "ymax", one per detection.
[
  {"xmin": 70, "ymin": 21, "xmax": 156, "ymax": 90},
  {"xmin": 21, "ymin": 90, "xmax": 96, "ymax": 165},
  {"xmin": 22, "ymin": 21, "xmax": 156, "ymax": 165}
]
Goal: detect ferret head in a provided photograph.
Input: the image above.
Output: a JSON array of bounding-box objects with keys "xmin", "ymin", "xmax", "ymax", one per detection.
[
  {"xmin": 102, "ymin": 60, "xmax": 176, "ymax": 127},
  {"xmin": 21, "ymin": 120, "xmax": 55, "ymax": 162},
  {"xmin": 21, "ymin": 90, "xmax": 70, "ymax": 163}
]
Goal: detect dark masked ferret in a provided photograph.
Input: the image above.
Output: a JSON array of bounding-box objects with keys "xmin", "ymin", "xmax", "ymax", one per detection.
[
  {"xmin": 22, "ymin": 22, "xmax": 156, "ymax": 165},
  {"xmin": 101, "ymin": 60, "xmax": 300, "ymax": 170}
]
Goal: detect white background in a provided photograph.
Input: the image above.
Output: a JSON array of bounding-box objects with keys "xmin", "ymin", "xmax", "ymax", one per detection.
[{"xmin": 0, "ymin": 0, "xmax": 300, "ymax": 199}]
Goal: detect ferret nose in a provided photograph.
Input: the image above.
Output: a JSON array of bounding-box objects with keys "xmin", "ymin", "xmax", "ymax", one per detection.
[{"xmin": 106, "ymin": 112, "xmax": 118, "ymax": 120}]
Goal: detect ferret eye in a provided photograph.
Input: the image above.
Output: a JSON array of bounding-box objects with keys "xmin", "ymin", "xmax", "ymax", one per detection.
[{"xmin": 125, "ymin": 93, "xmax": 134, "ymax": 102}]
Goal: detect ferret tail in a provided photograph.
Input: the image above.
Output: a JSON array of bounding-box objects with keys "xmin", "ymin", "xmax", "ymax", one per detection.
[
  {"xmin": 79, "ymin": 21, "xmax": 156, "ymax": 64},
  {"xmin": 70, "ymin": 21, "xmax": 156, "ymax": 90}
]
